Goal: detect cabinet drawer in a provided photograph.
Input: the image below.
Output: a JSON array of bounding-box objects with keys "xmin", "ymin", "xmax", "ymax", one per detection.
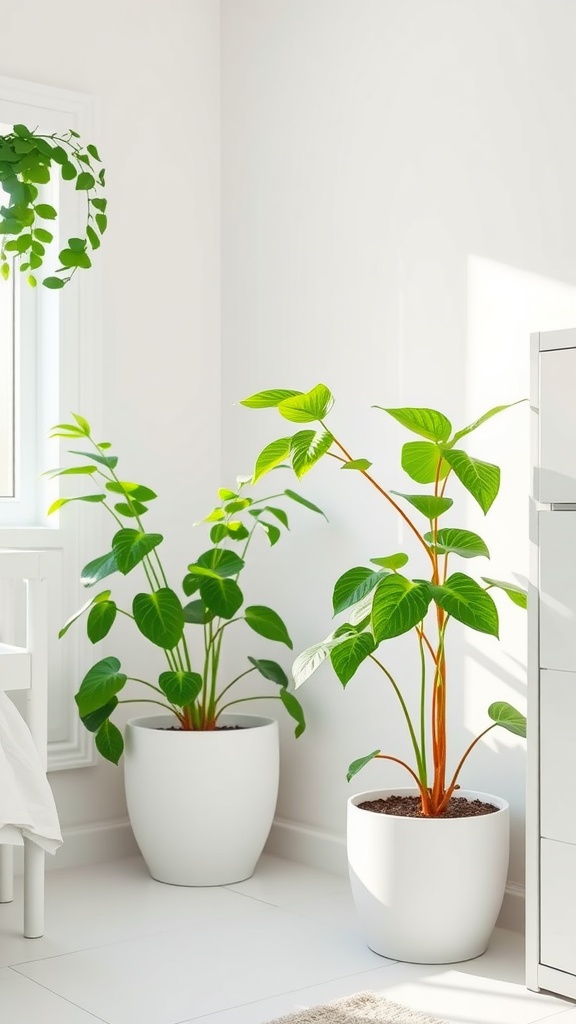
[
  {"xmin": 540, "ymin": 670, "xmax": 576, "ymax": 844},
  {"xmin": 539, "ymin": 347, "xmax": 576, "ymax": 503},
  {"xmin": 541, "ymin": 839, "xmax": 576, "ymax": 977},
  {"xmin": 539, "ymin": 512, "xmax": 576, "ymax": 672}
]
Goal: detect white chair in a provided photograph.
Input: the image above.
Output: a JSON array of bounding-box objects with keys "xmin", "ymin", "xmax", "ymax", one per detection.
[{"xmin": 0, "ymin": 549, "xmax": 49, "ymax": 938}]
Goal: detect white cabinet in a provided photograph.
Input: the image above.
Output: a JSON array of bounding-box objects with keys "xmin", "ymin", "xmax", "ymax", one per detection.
[
  {"xmin": 539, "ymin": 513, "xmax": 576, "ymax": 672},
  {"xmin": 540, "ymin": 840, "xmax": 576, "ymax": 977},
  {"xmin": 540, "ymin": 670, "xmax": 576, "ymax": 845},
  {"xmin": 528, "ymin": 329, "xmax": 576, "ymax": 1001},
  {"xmin": 538, "ymin": 343, "xmax": 576, "ymax": 504}
]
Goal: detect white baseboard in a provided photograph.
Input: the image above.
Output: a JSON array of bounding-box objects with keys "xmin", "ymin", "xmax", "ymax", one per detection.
[
  {"xmin": 12, "ymin": 813, "xmax": 526, "ymax": 935},
  {"xmin": 12, "ymin": 817, "xmax": 139, "ymax": 875},
  {"xmin": 265, "ymin": 816, "xmax": 526, "ymax": 934}
]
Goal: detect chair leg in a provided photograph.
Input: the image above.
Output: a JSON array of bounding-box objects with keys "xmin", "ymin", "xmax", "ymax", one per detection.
[
  {"xmin": 0, "ymin": 846, "xmax": 14, "ymax": 903},
  {"xmin": 23, "ymin": 840, "xmax": 44, "ymax": 938}
]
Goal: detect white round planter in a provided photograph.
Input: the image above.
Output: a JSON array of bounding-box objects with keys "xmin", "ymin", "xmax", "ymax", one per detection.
[
  {"xmin": 347, "ymin": 787, "xmax": 510, "ymax": 964},
  {"xmin": 124, "ymin": 713, "xmax": 279, "ymax": 886}
]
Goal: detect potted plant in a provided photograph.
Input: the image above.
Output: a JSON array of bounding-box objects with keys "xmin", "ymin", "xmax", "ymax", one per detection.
[
  {"xmin": 0, "ymin": 122, "xmax": 106, "ymax": 288},
  {"xmin": 241, "ymin": 383, "xmax": 527, "ymax": 963},
  {"xmin": 48, "ymin": 415, "xmax": 323, "ymax": 886}
]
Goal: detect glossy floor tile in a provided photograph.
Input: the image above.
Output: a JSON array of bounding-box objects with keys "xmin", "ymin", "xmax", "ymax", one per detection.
[{"xmin": 0, "ymin": 854, "xmax": 574, "ymax": 1024}]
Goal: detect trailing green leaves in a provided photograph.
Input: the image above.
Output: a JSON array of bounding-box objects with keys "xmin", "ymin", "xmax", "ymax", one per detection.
[
  {"xmin": 75, "ymin": 657, "xmax": 127, "ymax": 717},
  {"xmin": 0, "ymin": 124, "xmax": 106, "ymax": 287}
]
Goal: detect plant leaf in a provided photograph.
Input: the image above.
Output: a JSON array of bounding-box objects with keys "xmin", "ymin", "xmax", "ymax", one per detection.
[
  {"xmin": 245, "ymin": 605, "xmax": 293, "ymax": 648},
  {"xmin": 105, "ymin": 481, "xmax": 157, "ymax": 501},
  {"xmin": 199, "ymin": 576, "xmax": 243, "ymax": 619},
  {"xmin": 290, "ymin": 429, "xmax": 333, "ymax": 478},
  {"xmin": 330, "ymin": 632, "xmax": 375, "ymax": 685},
  {"xmin": 369, "ymin": 553, "xmax": 409, "ymax": 570},
  {"xmin": 240, "ymin": 389, "xmax": 302, "ymax": 408},
  {"xmin": 279, "ymin": 688, "xmax": 306, "ymax": 737},
  {"xmin": 291, "ymin": 630, "xmax": 353, "ymax": 687},
  {"xmin": 371, "ymin": 575, "xmax": 432, "ymax": 641},
  {"xmin": 112, "ymin": 529, "xmax": 163, "ymax": 574},
  {"xmin": 341, "ymin": 459, "xmax": 372, "ymax": 471},
  {"xmin": 132, "ymin": 589, "xmax": 184, "ymax": 649},
  {"xmin": 332, "ymin": 566, "xmax": 387, "ymax": 616},
  {"xmin": 195, "ymin": 548, "xmax": 245, "ymax": 578},
  {"xmin": 347, "ymin": 749, "xmax": 381, "ymax": 782},
  {"xmin": 278, "ymin": 384, "xmax": 334, "ymax": 423},
  {"xmin": 75, "ymin": 656, "xmax": 127, "ymax": 716},
  {"xmin": 81, "ymin": 550, "xmax": 119, "ymax": 587},
  {"xmin": 58, "ymin": 590, "xmax": 111, "ymax": 638},
  {"xmin": 87, "ymin": 600, "xmax": 117, "ymax": 643},
  {"xmin": 263, "ymin": 505, "xmax": 289, "ymax": 529},
  {"xmin": 47, "ymin": 493, "xmax": 106, "ymax": 515},
  {"xmin": 401, "ymin": 442, "xmax": 450, "ymax": 484},
  {"xmin": 431, "ymin": 572, "xmax": 499, "ymax": 636},
  {"xmin": 482, "ymin": 577, "xmax": 527, "ymax": 609},
  {"xmin": 247, "ymin": 657, "xmax": 289, "ymax": 688},
  {"xmin": 251, "ymin": 437, "xmax": 292, "ymax": 482},
  {"xmin": 284, "ymin": 489, "xmax": 327, "ymax": 519},
  {"xmin": 377, "ymin": 406, "xmax": 452, "ymax": 442},
  {"xmin": 441, "ymin": 448, "xmax": 500, "ymax": 514},
  {"xmin": 488, "ymin": 701, "xmax": 526, "ymax": 738},
  {"xmin": 95, "ymin": 719, "xmax": 124, "ymax": 764},
  {"xmin": 69, "ymin": 449, "xmax": 118, "ymax": 470},
  {"xmin": 158, "ymin": 670, "xmax": 202, "ymax": 706},
  {"xmin": 391, "ymin": 492, "xmax": 453, "ymax": 519},
  {"xmin": 182, "ymin": 599, "xmax": 214, "ymax": 624},
  {"xmin": 257, "ymin": 520, "xmax": 282, "ymax": 546},
  {"xmin": 424, "ymin": 528, "xmax": 490, "ymax": 560},
  {"xmin": 450, "ymin": 400, "xmax": 527, "ymax": 445},
  {"xmin": 80, "ymin": 696, "xmax": 118, "ymax": 733}
]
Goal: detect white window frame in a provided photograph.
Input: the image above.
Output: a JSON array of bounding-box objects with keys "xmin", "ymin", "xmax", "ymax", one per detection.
[{"xmin": 0, "ymin": 75, "xmax": 104, "ymax": 770}]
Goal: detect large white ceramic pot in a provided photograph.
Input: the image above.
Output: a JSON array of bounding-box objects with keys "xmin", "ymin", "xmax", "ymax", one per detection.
[
  {"xmin": 347, "ymin": 787, "xmax": 510, "ymax": 964},
  {"xmin": 124, "ymin": 713, "xmax": 279, "ymax": 886}
]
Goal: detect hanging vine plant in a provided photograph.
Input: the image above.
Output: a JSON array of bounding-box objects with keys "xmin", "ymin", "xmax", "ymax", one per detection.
[{"xmin": 0, "ymin": 123, "xmax": 107, "ymax": 289}]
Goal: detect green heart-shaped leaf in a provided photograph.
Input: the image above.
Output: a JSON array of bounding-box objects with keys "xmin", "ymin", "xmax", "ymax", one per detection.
[
  {"xmin": 132, "ymin": 588, "xmax": 184, "ymax": 648},
  {"xmin": 371, "ymin": 575, "xmax": 432, "ymax": 641}
]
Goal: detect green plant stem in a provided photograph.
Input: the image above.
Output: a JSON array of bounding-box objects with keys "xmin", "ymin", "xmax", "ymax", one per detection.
[
  {"xmin": 374, "ymin": 754, "xmax": 432, "ymax": 813},
  {"xmin": 126, "ymin": 677, "xmax": 168, "ymax": 698},
  {"xmin": 437, "ymin": 722, "xmax": 498, "ymax": 815},
  {"xmin": 369, "ymin": 653, "xmax": 425, "ymax": 782},
  {"xmin": 118, "ymin": 697, "xmax": 180, "ymax": 717},
  {"xmin": 416, "ymin": 627, "xmax": 428, "ymax": 788},
  {"xmin": 324, "ymin": 427, "xmax": 436, "ymax": 569},
  {"xmin": 217, "ymin": 693, "xmax": 280, "ymax": 716},
  {"xmin": 214, "ymin": 666, "xmax": 256, "ymax": 707}
]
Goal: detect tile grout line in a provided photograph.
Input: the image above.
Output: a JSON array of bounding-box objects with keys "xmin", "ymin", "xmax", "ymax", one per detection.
[{"xmin": 7, "ymin": 965, "xmax": 111, "ymax": 1023}]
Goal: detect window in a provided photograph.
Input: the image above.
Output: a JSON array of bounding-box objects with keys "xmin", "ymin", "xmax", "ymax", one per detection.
[{"xmin": 0, "ymin": 76, "xmax": 102, "ymax": 769}]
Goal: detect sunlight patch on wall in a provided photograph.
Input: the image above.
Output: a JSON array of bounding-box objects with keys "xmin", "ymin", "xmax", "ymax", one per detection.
[{"xmin": 463, "ymin": 254, "xmax": 576, "ymax": 739}]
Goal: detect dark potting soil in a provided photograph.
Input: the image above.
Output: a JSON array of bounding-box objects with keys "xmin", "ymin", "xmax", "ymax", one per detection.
[
  {"xmin": 358, "ymin": 795, "xmax": 498, "ymax": 818},
  {"xmin": 160, "ymin": 725, "xmax": 244, "ymax": 732}
]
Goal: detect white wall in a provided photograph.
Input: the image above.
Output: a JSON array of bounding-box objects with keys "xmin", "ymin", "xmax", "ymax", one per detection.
[
  {"xmin": 221, "ymin": 0, "xmax": 576, "ymax": 893},
  {"xmin": 1, "ymin": 0, "xmax": 221, "ymax": 854}
]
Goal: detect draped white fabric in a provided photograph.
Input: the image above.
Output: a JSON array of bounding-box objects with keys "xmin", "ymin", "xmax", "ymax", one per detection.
[{"xmin": 0, "ymin": 692, "xmax": 62, "ymax": 854}]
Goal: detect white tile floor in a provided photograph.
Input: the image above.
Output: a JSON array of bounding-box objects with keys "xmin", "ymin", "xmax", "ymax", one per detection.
[{"xmin": 0, "ymin": 854, "xmax": 574, "ymax": 1024}]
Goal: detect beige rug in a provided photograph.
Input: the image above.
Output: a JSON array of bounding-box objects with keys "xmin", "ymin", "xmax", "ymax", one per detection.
[{"xmin": 265, "ymin": 991, "xmax": 446, "ymax": 1024}]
